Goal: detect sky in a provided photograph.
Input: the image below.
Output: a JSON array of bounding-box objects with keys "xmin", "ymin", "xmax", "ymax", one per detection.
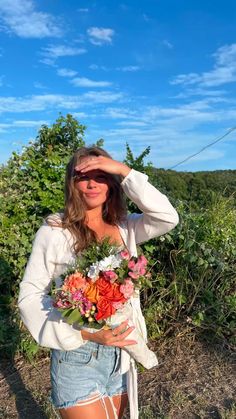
[{"xmin": 0, "ymin": 0, "xmax": 236, "ymax": 172}]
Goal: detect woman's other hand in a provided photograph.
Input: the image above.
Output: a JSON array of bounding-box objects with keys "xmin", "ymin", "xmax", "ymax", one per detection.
[
  {"xmin": 81, "ymin": 320, "xmax": 137, "ymax": 347},
  {"xmin": 75, "ymin": 156, "xmax": 131, "ymax": 178}
]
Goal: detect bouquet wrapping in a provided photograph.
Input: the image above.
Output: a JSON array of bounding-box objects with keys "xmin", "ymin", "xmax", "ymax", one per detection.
[{"xmin": 52, "ymin": 239, "xmax": 158, "ymax": 369}]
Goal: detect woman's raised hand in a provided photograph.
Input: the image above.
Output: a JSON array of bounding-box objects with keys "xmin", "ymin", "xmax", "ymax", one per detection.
[
  {"xmin": 81, "ymin": 320, "xmax": 137, "ymax": 347},
  {"xmin": 75, "ymin": 156, "xmax": 131, "ymax": 178}
]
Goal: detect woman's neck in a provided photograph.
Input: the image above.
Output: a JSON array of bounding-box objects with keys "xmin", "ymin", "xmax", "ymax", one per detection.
[{"xmin": 85, "ymin": 208, "xmax": 104, "ymax": 226}]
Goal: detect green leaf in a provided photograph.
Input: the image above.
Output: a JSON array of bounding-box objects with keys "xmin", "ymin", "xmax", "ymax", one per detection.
[{"xmin": 66, "ymin": 309, "xmax": 83, "ymax": 325}]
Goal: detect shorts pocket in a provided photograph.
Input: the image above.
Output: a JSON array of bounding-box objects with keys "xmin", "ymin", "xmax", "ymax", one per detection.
[{"xmin": 59, "ymin": 347, "xmax": 95, "ymax": 366}]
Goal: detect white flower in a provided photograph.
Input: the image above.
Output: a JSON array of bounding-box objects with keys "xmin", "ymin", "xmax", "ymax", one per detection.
[
  {"xmin": 98, "ymin": 254, "xmax": 122, "ymax": 271},
  {"xmin": 87, "ymin": 263, "xmax": 100, "ymax": 280},
  {"xmin": 87, "ymin": 253, "xmax": 122, "ymax": 280}
]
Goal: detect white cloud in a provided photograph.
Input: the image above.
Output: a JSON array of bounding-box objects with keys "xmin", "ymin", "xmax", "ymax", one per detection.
[
  {"xmin": 89, "ymin": 64, "xmax": 109, "ymax": 71},
  {"xmin": 87, "ymin": 27, "xmax": 114, "ymax": 46},
  {"xmin": 0, "ymin": 0, "xmax": 62, "ymax": 38},
  {"xmin": 89, "ymin": 64, "xmax": 99, "ymax": 70},
  {"xmin": 143, "ymin": 14, "xmax": 150, "ymax": 22},
  {"xmin": 13, "ymin": 119, "xmax": 48, "ymax": 127},
  {"xmin": 170, "ymin": 72, "xmax": 201, "ymax": 86},
  {"xmin": 70, "ymin": 77, "xmax": 112, "ymax": 87},
  {"xmin": 0, "ymin": 119, "xmax": 48, "ymax": 131},
  {"xmin": 41, "ymin": 44, "xmax": 87, "ymax": 59},
  {"xmin": 72, "ymin": 112, "xmax": 88, "ymax": 119},
  {"xmin": 77, "ymin": 8, "xmax": 89, "ymax": 13},
  {"xmin": 102, "ymin": 107, "xmax": 138, "ymax": 119},
  {"xmin": 118, "ymin": 121, "xmax": 148, "ymax": 127},
  {"xmin": 101, "ymin": 98, "xmax": 236, "ymax": 141},
  {"xmin": 74, "ymin": 34, "xmax": 86, "ymax": 44},
  {"xmin": 89, "ymin": 64, "xmax": 140, "ymax": 72},
  {"xmin": 0, "ymin": 123, "xmax": 10, "ymax": 132},
  {"xmin": 57, "ymin": 68, "xmax": 78, "ymax": 77},
  {"xmin": 162, "ymin": 40, "xmax": 173, "ymax": 49},
  {"xmin": 171, "ymin": 43, "xmax": 236, "ymax": 88},
  {"xmin": 172, "ymin": 87, "xmax": 226, "ymax": 99},
  {"xmin": 116, "ymin": 66, "xmax": 140, "ymax": 72},
  {"xmin": 83, "ymin": 91, "xmax": 123, "ymax": 103},
  {"xmin": 39, "ymin": 58, "xmax": 57, "ymax": 67},
  {"xmin": 34, "ymin": 82, "xmax": 46, "ymax": 89},
  {"xmin": 213, "ymin": 44, "xmax": 236, "ymax": 66},
  {"xmin": 0, "ymin": 95, "xmax": 71, "ymax": 113},
  {"xmin": 0, "ymin": 92, "xmax": 124, "ymax": 113}
]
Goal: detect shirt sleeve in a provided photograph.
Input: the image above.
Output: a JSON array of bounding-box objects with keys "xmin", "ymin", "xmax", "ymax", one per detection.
[
  {"xmin": 121, "ymin": 169, "xmax": 179, "ymax": 244},
  {"xmin": 18, "ymin": 225, "xmax": 86, "ymax": 350}
]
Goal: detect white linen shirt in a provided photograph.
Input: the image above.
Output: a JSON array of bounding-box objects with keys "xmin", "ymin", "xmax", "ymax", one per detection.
[{"xmin": 18, "ymin": 168, "xmax": 179, "ymax": 418}]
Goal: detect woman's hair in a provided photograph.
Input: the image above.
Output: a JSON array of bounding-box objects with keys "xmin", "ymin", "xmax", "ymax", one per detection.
[{"xmin": 48, "ymin": 146, "xmax": 127, "ymax": 254}]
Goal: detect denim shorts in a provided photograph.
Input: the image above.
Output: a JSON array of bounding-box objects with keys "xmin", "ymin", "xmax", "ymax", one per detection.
[{"xmin": 50, "ymin": 341, "xmax": 128, "ymax": 409}]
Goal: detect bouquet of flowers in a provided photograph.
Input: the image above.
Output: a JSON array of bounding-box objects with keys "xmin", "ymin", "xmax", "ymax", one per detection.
[{"xmin": 52, "ymin": 239, "xmax": 158, "ymax": 369}]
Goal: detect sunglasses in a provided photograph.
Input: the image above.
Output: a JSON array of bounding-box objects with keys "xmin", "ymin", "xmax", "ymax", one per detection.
[{"xmin": 73, "ymin": 171, "xmax": 109, "ymax": 183}]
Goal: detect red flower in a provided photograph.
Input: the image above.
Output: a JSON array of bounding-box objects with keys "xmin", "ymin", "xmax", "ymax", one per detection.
[
  {"xmin": 96, "ymin": 276, "xmax": 127, "ymax": 303},
  {"xmin": 95, "ymin": 297, "xmax": 115, "ymax": 320}
]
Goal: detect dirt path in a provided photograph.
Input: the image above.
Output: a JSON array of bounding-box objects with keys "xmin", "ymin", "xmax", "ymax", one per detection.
[{"xmin": 0, "ymin": 336, "xmax": 235, "ymax": 418}]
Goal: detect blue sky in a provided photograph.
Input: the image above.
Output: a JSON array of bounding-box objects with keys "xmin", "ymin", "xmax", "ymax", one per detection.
[{"xmin": 0, "ymin": 0, "xmax": 236, "ymax": 171}]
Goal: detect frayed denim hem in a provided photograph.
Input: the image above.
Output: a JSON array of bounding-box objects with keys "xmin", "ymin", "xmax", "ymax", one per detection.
[
  {"xmin": 108, "ymin": 390, "xmax": 128, "ymax": 397},
  {"xmin": 49, "ymin": 390, "xmax": 104, "ymax": 410}
]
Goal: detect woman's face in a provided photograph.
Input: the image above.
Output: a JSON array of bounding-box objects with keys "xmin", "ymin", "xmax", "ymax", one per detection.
[{"xmin": 74, "ymin": 158, "xmax": 110, "ymax": 210}]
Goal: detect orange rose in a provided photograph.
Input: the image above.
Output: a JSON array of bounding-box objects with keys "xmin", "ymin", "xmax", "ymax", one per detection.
[
  {"xmin": 96, "ymin": 276, "xmax": 114, "ymax": 299},
  {"xmin": 95, "ymin": 296, "xmax": 116, "ymax": 321},
  {"xmin": 84, "ymin": 280, "xmax": 100, "ymax": 303},
  {"xmin": 62, "ymin": 273, "xmax": 87, "ymax": 293},
  {"xmin": 96, "ymin": 276, "xmax": 127, "ymax": 304}
]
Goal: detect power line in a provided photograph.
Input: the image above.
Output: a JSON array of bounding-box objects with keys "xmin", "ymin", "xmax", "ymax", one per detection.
[{"xmin": 169, "ymin": 126, "xmax": 236, "ymax": 170}]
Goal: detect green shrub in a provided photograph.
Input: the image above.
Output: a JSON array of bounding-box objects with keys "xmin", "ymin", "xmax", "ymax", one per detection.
[
  {"xmin": 0, "ymin": 115, "xmax": 87, "ymax": 357},
  {"xmin": 143, "ymin": 195, "xmax": 236, "ymax": 345}
]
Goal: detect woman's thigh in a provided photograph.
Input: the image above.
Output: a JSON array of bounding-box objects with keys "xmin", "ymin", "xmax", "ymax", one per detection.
[
  {"xmin": 58, "ymin": 393, "xmax": 128, "ymax": 419},
  {"xmin": 112, "ymin": 393, "xmax": 128, "ymax": 419}
]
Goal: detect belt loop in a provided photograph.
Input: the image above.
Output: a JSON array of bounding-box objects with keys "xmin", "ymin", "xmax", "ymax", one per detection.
[{"xmin": 92, "ymin": 342, "xmax": 99, "ymax": 359}]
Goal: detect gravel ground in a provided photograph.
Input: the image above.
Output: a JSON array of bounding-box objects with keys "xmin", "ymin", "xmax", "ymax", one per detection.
[{"xmin": 0, "ymin": 335, "xmax": 235, "ymax": 419}]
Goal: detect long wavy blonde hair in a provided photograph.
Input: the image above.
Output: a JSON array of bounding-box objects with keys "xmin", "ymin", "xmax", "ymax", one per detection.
[{"xmin": 49, "ymin": 146, "xmax": 127, "ymax": 254}]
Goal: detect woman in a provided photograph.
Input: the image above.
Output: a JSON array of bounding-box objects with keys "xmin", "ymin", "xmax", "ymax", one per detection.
[{"xmin": 18, "ymin": 146, "xmax": 179, "ymax": 419}]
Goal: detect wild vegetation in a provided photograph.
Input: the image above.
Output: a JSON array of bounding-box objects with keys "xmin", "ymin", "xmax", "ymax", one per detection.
[
  {"xmin": 0, "ymin": 114, "xmax": 235, "ymax": 356},
  {"xmin": 0, "ymin": 115, "xmax": 235, "ymax": 418}
]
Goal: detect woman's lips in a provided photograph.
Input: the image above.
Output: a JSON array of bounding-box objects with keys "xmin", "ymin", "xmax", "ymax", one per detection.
[{"xmin": 85, "ymin": 192, "xmax": 100, "ymax": 198}]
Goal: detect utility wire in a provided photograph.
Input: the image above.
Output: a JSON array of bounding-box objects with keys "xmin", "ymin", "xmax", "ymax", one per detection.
[{"xmin": 169, "ymin": 126, "xmax": 236, "ymax": 170}]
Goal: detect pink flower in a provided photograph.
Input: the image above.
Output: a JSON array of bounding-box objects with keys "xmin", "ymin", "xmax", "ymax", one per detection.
[
  {"xmin": 128, "ymin": 255, "xmax": 147, "ymax": 279},
  {"xmin": 128, "ymin": 271, "xmax": 139, "ymax": 279},
  {"xmin": 53, "ymin": 299, "xmax": 71, "ymax": 309},
  {"xmin": 120, "ymin": 279, "xmax": 134, "ymax": 299},
  {"xmin": 112, "ymin": 301, "xmax": 124, "ymax": 310},
  {"xmin": 137, "ymin": 265, "xmax": 146, "ymax": 275},
  {"xmin": 138, "ymin": 255, "xmax": 148, "ymax": 267},
  {"xmin": 71, "ymin": 290, "xmax": 83, "ymax": 301},
  {"xmin": 53, "ymin": 299, "xmax": 64, "ymax": 308},
  {"xmin": 120, "ymin": 250, "xmax": 130, "ymax": 260},
  {"xmin": 103, "ymin": 270, "xmax": 118, "ymax": 283},
  {"xmin": 128, "ymin": 260, "xmax": 136, "ymax": 270}
]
